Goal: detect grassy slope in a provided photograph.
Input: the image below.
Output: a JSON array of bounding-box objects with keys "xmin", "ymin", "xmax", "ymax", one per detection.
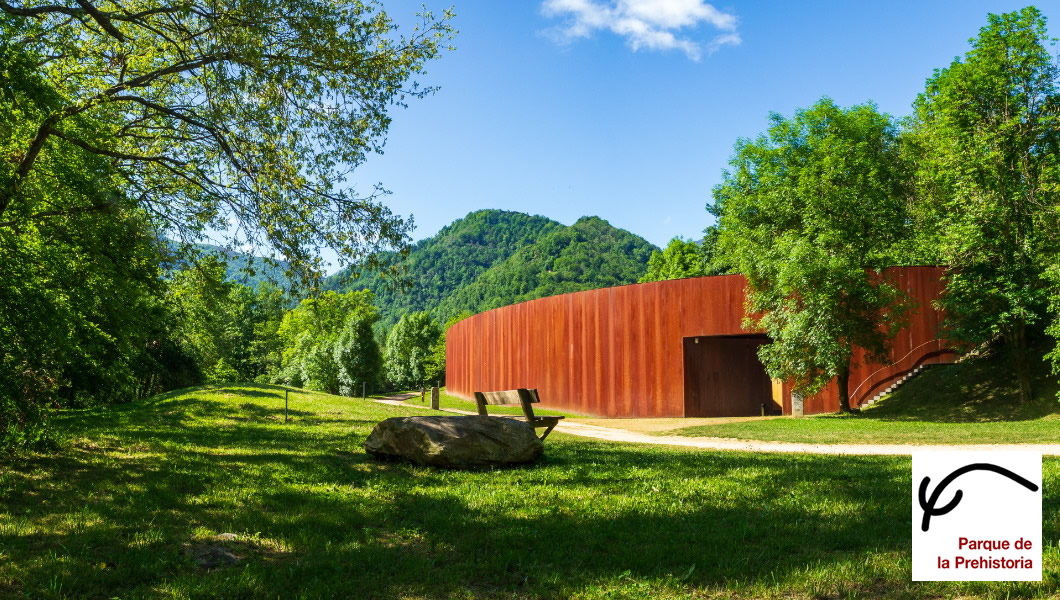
[
  {"xmin": 663, "ymin": 343, "xmax": 1060, "ymax": 444},
  {"xmin": 0, "ymin": 385, "xmax": 1057, "ymax": 599}
]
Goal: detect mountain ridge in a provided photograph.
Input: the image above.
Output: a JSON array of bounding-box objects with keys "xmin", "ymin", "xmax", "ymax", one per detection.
[{"xmin": 324, "ymin": 209, "xmax": 659, "ymax": 325}]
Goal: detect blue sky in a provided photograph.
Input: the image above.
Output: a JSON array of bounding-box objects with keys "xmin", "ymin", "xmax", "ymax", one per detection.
[{"xmin": 336, "ymin": 0, "xmax": 1058, "ymax": 269}]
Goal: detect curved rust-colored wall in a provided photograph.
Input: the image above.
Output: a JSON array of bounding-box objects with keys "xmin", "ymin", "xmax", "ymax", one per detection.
[{"xmin": 446, "ymin": 267, "xmax": 956, "ymax": 417}]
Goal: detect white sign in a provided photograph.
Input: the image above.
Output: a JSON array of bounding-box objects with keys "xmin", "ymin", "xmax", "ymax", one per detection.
[{"xmin": 912, "ymin": 451, "xmax": 1041, "ymax": 581}]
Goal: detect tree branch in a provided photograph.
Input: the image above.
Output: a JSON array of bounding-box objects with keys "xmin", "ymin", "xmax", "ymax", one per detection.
[
  {"xmin": 51, "ymin": 129, "xmax": 186, "ymax": 165},
  {"xmin": 72, "ymin": 0, "xmax": 125, "ymax": 42},
  {"xmin": 0, "ymin": 200, "xmax": 115, "ymax": 228}
]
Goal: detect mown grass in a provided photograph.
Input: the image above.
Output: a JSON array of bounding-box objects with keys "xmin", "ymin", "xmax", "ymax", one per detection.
[
  {"xmin": 662, "ymin": 345, "xmax": 1060, "ymax": 445},
  {"xmin": 0, "ymin": 384, "xmax": 1056, "ymax": 599},
  {"xmin": 660, "ymin": 414, "xmax": 1060, "ymax": 445},
  {"xmin": 402, "ymin": 387, "xmax": 576, "ymax": 418}
]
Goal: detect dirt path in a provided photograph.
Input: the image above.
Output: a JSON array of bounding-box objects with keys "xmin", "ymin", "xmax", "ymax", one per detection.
[
  {"xmin": 373, "ymin": 392, "xmax": 420, "ymax": 406},
  {"xmin": 554, "ymin": 420, "xmax": 1060, "ymax": 455},
  {"xmin": 365, "ymin": 396, "xmax": 1060, "ymax": 456}
]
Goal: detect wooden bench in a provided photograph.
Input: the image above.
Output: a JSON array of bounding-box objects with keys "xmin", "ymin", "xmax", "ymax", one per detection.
[{"xmin": 473, "ymin": 388, "xmax": 564, "ymax": 441}]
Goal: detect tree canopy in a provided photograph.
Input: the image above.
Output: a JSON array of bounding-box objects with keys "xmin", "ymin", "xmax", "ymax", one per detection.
[
  {"xmin": 0, "ymin": 42, "xmax": 168, "ymax": 447},
  {"xmin": 384, "ymin": 312, "xmax": 442, "ymax": 390},
  {"xmin": 638, "ymin": 229, "xmax": 726, "ymax": 283},
  {"xmin": 712, "ymin": 99, "xmax": 913, "ymax": 412},
  {"xmin": 0, "ymin": 0, "xmax": 453, "ymax": 284},
  {"xmin": 907, "ymin": 6, "xmax": 1060, "ymax": 403}
]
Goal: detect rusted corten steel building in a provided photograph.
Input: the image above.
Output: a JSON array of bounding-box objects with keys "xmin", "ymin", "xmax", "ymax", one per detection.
[{"xmin": 445, "ymin": 266, "xmax": 957, "ymax": 417}]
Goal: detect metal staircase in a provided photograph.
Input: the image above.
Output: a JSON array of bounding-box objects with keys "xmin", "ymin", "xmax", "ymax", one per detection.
[{"xmin": 859, "ymin": 364, "xmax": 939, "ymax": 408}]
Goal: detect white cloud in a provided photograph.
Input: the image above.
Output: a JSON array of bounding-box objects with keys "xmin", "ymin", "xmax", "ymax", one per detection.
[{"xmin": 542, "ymin": 0, "xmax": 741, "ymax": 61}]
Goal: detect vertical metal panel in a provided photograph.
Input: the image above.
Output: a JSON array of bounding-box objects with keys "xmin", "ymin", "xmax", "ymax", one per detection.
[{"xmin": 444, "ymin": 267, "xmax": 954, "ymax": 417}]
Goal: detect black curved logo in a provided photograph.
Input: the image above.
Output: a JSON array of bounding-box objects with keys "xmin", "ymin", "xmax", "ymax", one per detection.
[{"xmin": 918, "ymin": 463, "xmax": 1039, "ymax": 532}]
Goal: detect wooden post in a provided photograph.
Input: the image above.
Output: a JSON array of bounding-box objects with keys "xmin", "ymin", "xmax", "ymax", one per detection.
[
  {"xmin": 420, "ymin": 386, "xmax": 426, "ymax": 403},
  {"xmin": 431, "ymin": 387, "xmax": 440, "ymax": 410},
  {"xmin": 362, "ymin": 381, "xmax": 366, "ymax": 400},
  {"xmin": 285, "ymin": 388, "xmax": 289, "ymax": 423}
]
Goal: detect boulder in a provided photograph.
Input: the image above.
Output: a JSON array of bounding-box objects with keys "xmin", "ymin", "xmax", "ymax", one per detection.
[{"xmin": 364, "ymin": 416, "xmax": 543, "ymax": 467}]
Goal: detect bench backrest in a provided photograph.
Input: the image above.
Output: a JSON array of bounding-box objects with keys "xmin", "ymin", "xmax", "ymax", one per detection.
[
  {"xmin": 473, "ymin": 388, "xmax": 541, "ymax": 420},
  {"xmin": 475, "ymin": 389, "xmax": 540, "ymax": 406}
]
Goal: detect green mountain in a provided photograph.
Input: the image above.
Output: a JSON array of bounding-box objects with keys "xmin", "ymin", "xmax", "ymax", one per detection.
[
  {"xmin": 436, "ymin": 216, "xmax": 657, "ymax": 316},
  {"xmin": 165, "ymin": 241, "xmax": 293, "ymax": 290},
  {"xmin": 324, "ymin": 210, "xmax": 658, "ymax": 325},
  {"xmin": 324, "ymin": 210, "xmax": 564, "ymax": 323}
]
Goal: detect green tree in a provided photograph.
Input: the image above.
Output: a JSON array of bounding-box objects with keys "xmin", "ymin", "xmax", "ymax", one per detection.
[
  {"xmin": 168, "ymin": 256, "xmax": 246, "ymax": 378},
  {"xmin": 639, "ymin": 230, "xmax": 726, "ymax": 283},
  {"xmin": 907, "ymin": 7, "xmax": 1060, "ymax": 403},
  {"xmin": 278, "ymin": 290, "xmax": 379, "ymax": 394},
  {"xmin": 0, "ymin": 2, "xmax": 453, "ymax": 284},
  {"xmin": 0, "ymin": 41, "xmax": 166, "ymax": 447},
  {"xmin": 384, "ymin": 312, "xmax": 442, "ymax": 390},
  {"xmin": 712, "ymin": 99, "xmax": 913, "ymax": 413},
  {"xmin": 247, "ymin": 282, "xmax": 288, "ymax": 381},
  {"xmin": 334, "ymin": 301, "xmax": 383, "ymax": 397}
]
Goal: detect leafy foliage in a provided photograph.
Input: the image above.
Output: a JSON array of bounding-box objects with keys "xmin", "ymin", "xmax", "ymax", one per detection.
[
  {"xmin": 437, "ymin": 216, "xmax": 657, "ymax": 317},
  {"xmin": 713, "ymin": 99, "xmax": 913, "ymax": 412},
  {"xmin": 277, "ymin": 290, "xmax": 381, "ymax": 394},
  {"xmin": 0, "ymin": 41, "xmax": 166, "ymax": 447},
  {"xmin": 334, "ymin": 301, "xmax": 384, "ymax": 397},
  {"xmin": 0, "ymin": 1, "xmax": 454, "ymax": 284},
  {"xmin": 166, "ymin": 241, "xmax": 294, "ymax": 291},
  {"xmin": 907, "ymin": 6, "xmax": 1060, "ymax": 402},
  {"xmin": 326, "ymin": 209, "xmax": 565, "ymax": 324},
  {"xmin": 383, "ymin": 312, "xmax": 442, "ymax": 389},
  {"xmin": 639, "ymin": 230, "xmax": 726, "ymax": 283},
  {"xmin": 164, "ymin": 257, "xmax": 291, "ymax": 389}
]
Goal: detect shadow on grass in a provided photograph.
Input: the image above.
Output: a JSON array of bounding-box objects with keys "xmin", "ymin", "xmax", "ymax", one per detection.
[
  {"xmin": 3, "ymin": 387, "xmax": 1058, "ymax": 598},
  {"xmin": 861, "ymin": 344, "xmax": 1060, "ymax": 424}
]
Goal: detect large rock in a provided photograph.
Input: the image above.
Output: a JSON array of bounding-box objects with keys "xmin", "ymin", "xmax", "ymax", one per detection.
[{"xmin": 364, "ymin": 416, "xmax": 543, "ymax": 467}]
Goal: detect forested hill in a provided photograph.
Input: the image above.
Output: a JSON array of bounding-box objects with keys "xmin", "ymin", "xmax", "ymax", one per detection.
[
  {"xmin": 323, "ymin": 210, "xmax": 658, "ymax": 324},
  {"xmin": 166, "ymin": 241, "xmax": 293, "ymax": 289},
  {"xmin": 323, "ymin": 210, "xmax": 565, "ymax": 322},
  {"xmin": 435, "ymin": 216, "xmax": 657, "ymax": 317}
]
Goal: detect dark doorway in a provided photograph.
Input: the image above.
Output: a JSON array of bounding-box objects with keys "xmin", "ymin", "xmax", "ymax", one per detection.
[{"xmin": 683, "ymin": 335, "xmax": 775, "ymax": 417}]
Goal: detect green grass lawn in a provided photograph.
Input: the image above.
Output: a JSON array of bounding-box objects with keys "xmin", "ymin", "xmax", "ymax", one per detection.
[
  {"xmin": 401, "ymin": 387, "xmax": 576, "ymax": 418},
  {"xmin": 0, "ymin": 384, "xmax": 1057, "ymax": 599},
  {"xmin": 660, "ymin": 413, "xmax": 1060, "ymax": 445},
  {"xmin": 661, "ymin": 346, "xmax": 1060, "ymax": 445}
]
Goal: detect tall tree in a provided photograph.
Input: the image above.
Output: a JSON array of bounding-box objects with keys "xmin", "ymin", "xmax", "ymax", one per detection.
[
  {"xmin": 168, "ymin": 255, "xmax": 247, "ymax": 381},
  {"xmin": 907, "ymin": 7, "xmax": 1060, "ymax": 403},
  {"xmin": 277, "ymin": 290, "xmax": 379, "ymax": 394},
  {"xmin": 384, "ymin": 312, "xmax": 442, "ymax": 390},
  {"xmin": 712, "ymin": 99, "xmax": 913, "ymax": 413},
  {"xmin": 0, "ymin": 1, "xmax": 453, "ymax": 284},
  {"xmin": 0, "ymin": 41, "xmax": 167, "ymax": 447},
  {"xmin": 334, "ymin": 300, "xmax": 382, "ymax": 397}
]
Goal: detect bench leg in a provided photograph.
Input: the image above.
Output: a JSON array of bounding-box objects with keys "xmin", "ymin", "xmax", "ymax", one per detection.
[{"xmin": 538, "ymin": 422, "xmax": 558, "ymax": 441}]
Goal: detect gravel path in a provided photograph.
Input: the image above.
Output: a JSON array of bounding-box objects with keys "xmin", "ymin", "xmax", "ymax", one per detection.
[{"xmin": 365, "ymin": 395, "xmax": 1060, "ymax": 456}]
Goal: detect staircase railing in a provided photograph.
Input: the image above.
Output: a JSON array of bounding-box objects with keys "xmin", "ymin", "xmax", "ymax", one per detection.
[{"xmin": 849, "ymin": 339, "xmax": 955, "ymax": 406}]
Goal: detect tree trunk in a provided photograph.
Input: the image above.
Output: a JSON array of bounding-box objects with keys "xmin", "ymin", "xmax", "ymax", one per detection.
[
  {"xmin": 1005, "ymin": 320, "xmax": 1033, "ymax": 404},
  {"xmin": 837, "ymin": 360, "xmax": 853, "ymax": 414}
]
